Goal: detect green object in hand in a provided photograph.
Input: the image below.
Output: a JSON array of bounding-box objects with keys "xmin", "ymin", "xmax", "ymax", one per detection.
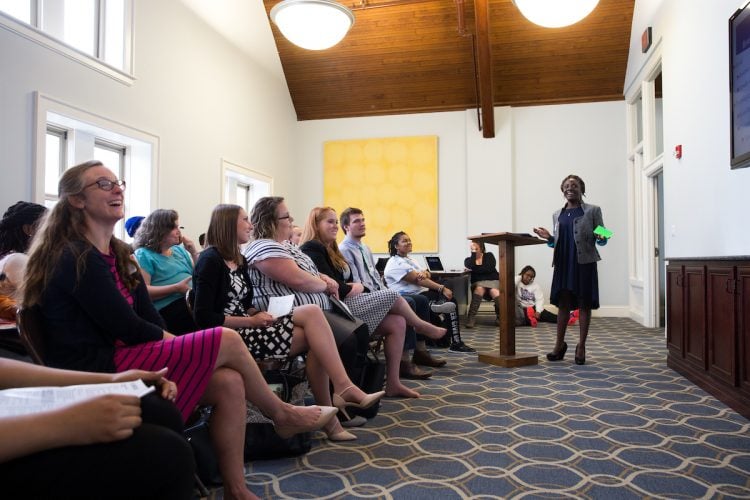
[{"xmin": 594, "ymin": 225, "xmax": 613, "ymax": 238}]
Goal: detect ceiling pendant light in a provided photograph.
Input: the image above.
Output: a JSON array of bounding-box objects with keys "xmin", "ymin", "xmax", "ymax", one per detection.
[
  {"xmin": 270, "ymin": 0, "xmax": 355, "ymax": 50},
  {"xmin": 512, "ymin": 0, "xmax": 599, "ymax": 28}
]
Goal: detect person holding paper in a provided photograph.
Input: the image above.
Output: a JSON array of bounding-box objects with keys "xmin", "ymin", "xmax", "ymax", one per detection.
[
  {"xmin": 0, "ymin": 358, "xmax": 194, "ymax": 499},
  {"xmin": 533, "ymin": 174, "xmax": 608, "ymax": 365},
  {"xmin": 193, "ymin": 204, "xmax": 384, "ymax": 441},
  {"xmin": 300, "ymin": 207, "xmax": 449, "ymax": 398},
  {"xmin": 21, "ymin": 161, "xmax": 338, "ymax": 500}
]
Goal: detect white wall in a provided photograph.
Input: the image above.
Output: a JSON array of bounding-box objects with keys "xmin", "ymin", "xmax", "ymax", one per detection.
[
  {"xmin": 512, "ymin": 102, "xmax": 629, "ymax": 311},
  {"xmin": 0, "ymin": 0, "xmax": 298, "ymax": 238},
  {"xmin": 626, "ymin": 0, "xmax": 750, "ymax": 258},
  {"xmin": 295, "ymin": 102, "xmax": 629, "ymax": 314}
]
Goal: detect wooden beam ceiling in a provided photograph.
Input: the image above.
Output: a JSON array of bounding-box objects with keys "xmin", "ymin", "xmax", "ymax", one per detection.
[{"xmin": 263, "ymin": 0, "xmax": 634, "ymax": 130}]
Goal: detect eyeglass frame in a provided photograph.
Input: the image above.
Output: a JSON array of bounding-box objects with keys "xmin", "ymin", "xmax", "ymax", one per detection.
[
  {"xmin": 83, "ymin": 178, "xmax": 127, "ymax": 191},
  {"xmin": 277, "ymin": 214, "xmax": 294, "ymax": 222}
]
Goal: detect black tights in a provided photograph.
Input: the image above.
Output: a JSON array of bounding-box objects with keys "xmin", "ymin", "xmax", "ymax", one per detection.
[{"xmin": 0, "ymin": 394, "xmax": 195, "ymax": 499}]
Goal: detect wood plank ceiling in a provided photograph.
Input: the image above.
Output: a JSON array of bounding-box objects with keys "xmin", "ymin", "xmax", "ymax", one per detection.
[{"xmin": 263, "ymin": 0, "xmax": 634, "ymax": 131}]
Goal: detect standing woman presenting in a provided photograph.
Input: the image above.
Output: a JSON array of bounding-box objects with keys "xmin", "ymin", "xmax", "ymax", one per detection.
[{"xmin": 533, "ymin": 174, "xmax": 608, "ymax": 365}]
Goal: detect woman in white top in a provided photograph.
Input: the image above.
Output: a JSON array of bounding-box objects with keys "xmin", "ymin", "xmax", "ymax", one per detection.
[{"xmin": 384, "ymin": 231, "xmax": 474, "ymax": 353}]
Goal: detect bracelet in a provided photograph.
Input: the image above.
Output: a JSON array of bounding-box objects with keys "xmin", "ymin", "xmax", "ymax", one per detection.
[{"xmin": 438, "ymin": 285, "xmax": 445, "ymax": 294}]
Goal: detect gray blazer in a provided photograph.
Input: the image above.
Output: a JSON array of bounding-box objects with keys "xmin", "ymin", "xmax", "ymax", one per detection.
[{"xmin": 551, "ymin": 202, "xmax": 605, "ymax": 265}]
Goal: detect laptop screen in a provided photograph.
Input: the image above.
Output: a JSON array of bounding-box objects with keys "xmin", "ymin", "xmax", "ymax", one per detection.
[{"xmin": 425, "ymin": 256, "xmax": 444, "ymax": 271}]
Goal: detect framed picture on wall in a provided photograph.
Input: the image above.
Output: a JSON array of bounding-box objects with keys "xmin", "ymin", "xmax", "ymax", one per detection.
[{"xmin": 730, "ymin": 2, "xmax": 750, "ymax": 169}]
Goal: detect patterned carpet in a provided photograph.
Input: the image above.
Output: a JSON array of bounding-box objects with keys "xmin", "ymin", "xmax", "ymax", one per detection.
[{"xmin": 211, "ymin": 317, "xmax": 750, "ymax": 499}]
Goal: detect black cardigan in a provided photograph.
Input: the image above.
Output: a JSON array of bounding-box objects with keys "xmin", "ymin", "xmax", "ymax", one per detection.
[
  {"xmin": 299, "ymin": 240, "xmax": 352, "ymax": 298},
  {"xmin": 40, "ymin": 242, "xmax": 164, "ymax": 372},
  {"xmin": 463, "ymin": 252, "xmax": 499, "ymax": 283},
  {"xmin": 192, "ymin": 246, "xmax": 253, "ymax": 328}
]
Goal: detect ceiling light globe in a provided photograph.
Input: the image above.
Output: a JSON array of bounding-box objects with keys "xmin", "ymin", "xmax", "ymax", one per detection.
[
  {"xmin": 513, "ymin": 0, "xmax": 599, "ymax": 28},
  {"xmin": 270, "ymin": 0, "xmax": 355, "ymax": 50}
]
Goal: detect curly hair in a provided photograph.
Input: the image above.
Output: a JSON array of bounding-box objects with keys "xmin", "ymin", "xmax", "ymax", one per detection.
[
  {"xmin": 560, "ymin": 174, "xmax": 586, "ymax": 196},
  {"xmin": 250, "ymin": 196, "xmax": 285, "ymax": 240},
  {"xmin": 22, "ymin": 160, "xmax": 137, "ymax": 307},
  {"xmin": 387, "ymin": 231, "xmax": 407, "ymax": 256},
  {"xmin": 133, "ymin": 209, "xmax": 179, "ymax": 253},
  {"xmin": 0, "ymin": 201, "xmax": 47, "ymax": 258},
  {"xmin": 519, "ymin": 265, "xmax": 536, "ymax": 277},
  {"xmin": 300, "ymin": 207, "xmax": 349, "ymax": 271}
]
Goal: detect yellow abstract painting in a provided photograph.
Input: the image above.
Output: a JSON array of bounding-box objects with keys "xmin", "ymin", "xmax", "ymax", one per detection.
[{"xmin": 324, "ymin": 136, "xmax": 438, "ymax": 253}]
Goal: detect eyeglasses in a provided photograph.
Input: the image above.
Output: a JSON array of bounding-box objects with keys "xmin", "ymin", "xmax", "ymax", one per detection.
[
  {"xmin": 278, "ymin": 214, "xmax": 294, "ymax": 222},
  {"xmin": 84, "ymin": 178, "xmax": 126, "ymax": 191}
]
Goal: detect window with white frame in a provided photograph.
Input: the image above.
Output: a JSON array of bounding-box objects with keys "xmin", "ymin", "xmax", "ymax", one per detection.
[
  {"xmin": 221, "ymin": 160, "xmax": 272, "ymax": 215},
  {"xmin": 35, "ymin": 92, "xmax": 158, "ymax": 238},
  {"xmin": 0, "ymin": 0, "xmax": 133, "ymax": 83}
]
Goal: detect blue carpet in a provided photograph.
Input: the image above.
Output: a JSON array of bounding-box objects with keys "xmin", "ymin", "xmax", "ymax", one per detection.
[{"xmin": 210, "ymin": 318, "xmax": 750, "ymax": 499}]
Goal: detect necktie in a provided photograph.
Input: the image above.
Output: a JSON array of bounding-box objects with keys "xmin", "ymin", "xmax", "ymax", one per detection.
[{"xmin": 358, "ymin": 245, "xmax": 370, "ymax": 273}]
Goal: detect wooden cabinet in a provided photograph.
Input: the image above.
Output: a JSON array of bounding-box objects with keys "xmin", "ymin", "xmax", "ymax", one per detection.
[
  {"xmin": 666, "ymin": 258, "xmax": 750, "ymax": 418},
  {"xmin": 739, "ymin": 265, "xmax": 750, "ymax": 396}
]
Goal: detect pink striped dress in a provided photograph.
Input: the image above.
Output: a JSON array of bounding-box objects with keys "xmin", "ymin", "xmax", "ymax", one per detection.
[{"xmin": 103, "ymin": 253, "xmax": 222, "ymax": 421}]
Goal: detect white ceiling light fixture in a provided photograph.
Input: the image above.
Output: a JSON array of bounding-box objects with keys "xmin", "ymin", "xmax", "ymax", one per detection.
[
  {"xmin": 270, "ymin": 0, "xmax": 355, "ymax": 50},
  {"xmin": 512, "ymin": 0, "xmax": 599, "ymax": 28}
]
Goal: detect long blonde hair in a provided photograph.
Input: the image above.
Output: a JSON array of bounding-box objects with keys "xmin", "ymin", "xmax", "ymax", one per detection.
[
  {"xmin": 22, "ymin": 160, "xmax": 137, "ymax": 307},
  {"xmin": 300, "ymin": 206, "xmax": 349, "ymax": 271}
]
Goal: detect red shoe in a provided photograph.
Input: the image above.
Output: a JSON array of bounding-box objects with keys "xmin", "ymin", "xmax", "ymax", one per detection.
[
  {"xmin": 568, "ymin": 310, "xmax": 579, "ymax": 326},
  {"xmin": 526, "ymin": 307, "xmax": 538, "ymax": 327}
]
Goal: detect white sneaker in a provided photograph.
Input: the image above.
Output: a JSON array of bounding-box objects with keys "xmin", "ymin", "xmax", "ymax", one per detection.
[{"xmin": 430, "ymin": 301, "xmax": 455, "ymax": 314}]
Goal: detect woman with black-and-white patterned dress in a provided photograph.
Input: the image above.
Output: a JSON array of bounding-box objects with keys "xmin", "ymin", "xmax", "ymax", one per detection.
[{"xmin": 193, "ymin": 204, "xmax": 384, "ymax": 441}]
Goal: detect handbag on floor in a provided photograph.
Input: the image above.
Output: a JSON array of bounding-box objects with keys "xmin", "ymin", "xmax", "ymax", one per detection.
[
  {"xmin": 244, "ymin": 357, "xmax": 312, "ymax": 460},
  {"xmin": 355, "ymin": 348, "xmax": 386, "ymax": 419},
  {"xmin": 185, "ymin": 407, "xmax": 223, "ymax": 486}
]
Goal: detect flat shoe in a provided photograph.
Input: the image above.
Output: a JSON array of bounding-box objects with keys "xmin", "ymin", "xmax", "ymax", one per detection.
[
  {"xmin": 449, "ymin": 341, "xmax": 475, "ymax": 353},
  {"xmin": 275, "ymin": 406, "xmax": 338, "ymax": 439},
  {"xmin": 412, "ymin": 349, "xmax": 447, "ymax": 368},
  {"xmin": 340, "ymin": 415, "xmax": 367, "ymax": 428},
  {"xmin": 399, "ymin": 360, "xmax": 433, "ymax": 380}
]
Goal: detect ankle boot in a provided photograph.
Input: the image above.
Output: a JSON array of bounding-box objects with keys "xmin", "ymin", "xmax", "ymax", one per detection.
[
  {"xmin": 493, "ymin": 297, "xmax": 502, "ymax": 326},
  {"xmin": 465, "ymin": 294, "xmax": 483, "ymax": 329}
]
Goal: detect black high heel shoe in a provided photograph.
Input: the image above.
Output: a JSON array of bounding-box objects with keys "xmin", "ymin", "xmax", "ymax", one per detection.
[
  {"xmin": 546, "ymin": 342, "xmax": 568, "ymax": 361},
  {"xmin": 575, "ymin": 344, "xmax": 586, "ymax": 365}
]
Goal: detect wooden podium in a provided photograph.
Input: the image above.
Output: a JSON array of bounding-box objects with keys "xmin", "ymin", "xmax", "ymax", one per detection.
[{"xmin": 468, "ymin": 232, "xmax": 548, "ymax": 367}]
